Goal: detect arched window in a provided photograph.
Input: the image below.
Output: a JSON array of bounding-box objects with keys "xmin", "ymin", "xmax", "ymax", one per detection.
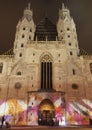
[
  {"xmin": 30, "ymin": 29, "xmax": 32, "ymax": 32},
  {"xmin": 69, "ymin": 43, "xmax": 71, "ymax": 46},
  {"xmin": 40, "ymin": 54, "xmax": 53, "ymax": 90},
  {"xmin": 19, "ymin": 53, "xmax": 22, "ymax": 57},
  {"xmin": 68, "ymin": 35, "xmax": 70, "ymax": 38},
  {"xmin": 90, "ymin": 63, "xmax": 92, "ymax": 73},
  {"xmin": 72, "ymin": 84, "xmax": 78, "ymax": 90},
  {"xmin": 67, "ymin": 28, "xmax": 70, "ymax": 31},
  {"xmin": 23, "ymin": 27, "xmax": 25, "ymax": 30},
  {"xmin": 17, "ymin": 71, "xmax": 21, "ymax": 76},
  {"xmin": 22, "ymin": 34, "xmax": 25, "ymax": 38},
  {"xmin": 29, "ymin": 36, "xmax": 31, "ymax": 40},
  {"xmin": 33, "ymin": 53, "xmax": 35, "ymax": 56},
  {"xmin": 72, "ymin": 69, "xmax": 75, "ymax": 75},
  {"xmin": 0, "ymin": 63, "xmax": 3, "ymax": 73},
  {"xmin": 58, "ymin": 54, "xmax": 60, "ymax": 57},
  {"xmin": 70, "ymin": 51, "xmax": 73, "ymax": 55},
  {"xmin": 32, "ymin": 84, "xmax": 34, "ymax": 87},
  {"xmin": 21, "ymin": 43, "xmax": 24, "ymax": 48}
]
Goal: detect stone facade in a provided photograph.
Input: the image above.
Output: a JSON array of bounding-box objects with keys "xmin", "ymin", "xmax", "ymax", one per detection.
[{"xmin": 0, "ymin": 3, "xmax": 92, "ymax": 125}]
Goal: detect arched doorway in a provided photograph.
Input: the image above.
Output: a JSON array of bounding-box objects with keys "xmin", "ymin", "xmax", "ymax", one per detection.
[{"xmin": 38, "ymin": 99, "xmax": 55, "ymax": 125}]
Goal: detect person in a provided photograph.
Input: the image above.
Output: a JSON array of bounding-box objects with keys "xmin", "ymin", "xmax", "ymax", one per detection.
[
  {"xmin": 5, "ymin": 121, "xmax": 11, "ymax": 128},
  {"xmin": 1, "ymin": 115, "xmax": 5, "ymax": 128},
  {"xmin": 0, "ymin": 117, "xmax": 2, "ymax": 128}
]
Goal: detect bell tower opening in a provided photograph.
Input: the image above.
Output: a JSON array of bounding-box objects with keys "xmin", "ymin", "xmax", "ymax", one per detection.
[
  {"xmin": 38, "ymin": 99, "xmax": 55, "ymax": 125},
  {"xmin": 40, "ymin": 54, "xmax": 53, "ymax": 91}
]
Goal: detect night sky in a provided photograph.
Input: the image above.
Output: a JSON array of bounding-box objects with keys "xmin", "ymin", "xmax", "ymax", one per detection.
[{"xmin": 0, "ymin": 0, "xmax": 92, "ymax": 54}]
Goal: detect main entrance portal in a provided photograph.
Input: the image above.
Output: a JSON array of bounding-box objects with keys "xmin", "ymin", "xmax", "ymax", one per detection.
[
  {"xmin": 38, "ymin": 99, "xmax": 55, "ymax": 125},
  {"xmin": 27, "ymin": 92, "xmax": 65, "ymax": 126}
]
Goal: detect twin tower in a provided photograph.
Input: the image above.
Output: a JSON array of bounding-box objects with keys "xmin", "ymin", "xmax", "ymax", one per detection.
[{"xmin": 14, "ymin": 3, "xmax": 79, "ymax": 60}]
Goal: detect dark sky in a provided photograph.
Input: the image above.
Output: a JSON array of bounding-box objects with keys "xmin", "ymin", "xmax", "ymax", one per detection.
[{"xmin": 0, "ymin": 0, "xmax": 92, "ymax": 54}]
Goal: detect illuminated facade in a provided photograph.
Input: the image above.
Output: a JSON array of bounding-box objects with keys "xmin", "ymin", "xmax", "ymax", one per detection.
[{"xmin": 0, "ymin": 3, "xmax": 92, "ymax": 126}]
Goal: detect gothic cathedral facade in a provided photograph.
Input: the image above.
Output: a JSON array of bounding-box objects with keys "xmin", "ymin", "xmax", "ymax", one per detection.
[{"xmin": 0, "ymin": 3, "xmax": 92, "ymax": 126}]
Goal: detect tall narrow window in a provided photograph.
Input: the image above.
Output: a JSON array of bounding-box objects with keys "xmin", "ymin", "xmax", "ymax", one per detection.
[
  {"xmin": 32, "ymin": 84, "xmax": 34, "ymax": 87},
  {"xmin": 69, "ymin": 43, "xmax": 71, "ymax": 46},
  {"xmin": 70, "ymin": 51, "xmax": 73, "ymax": 55},
  {"xmin": 19, "ymin": 53, "xmax": 22, "ymax": 57},
  {"xmin": 29, "ymin": 36, "xmax": 31, "ymax": 40},
  {"xmin": 0, "ymin": 63, "xmax": 3, "ymax": 73},
  {"xmin": 67, "ymin": 28, "xmax": 70, "ymax": 31},
  {"xmin": 68, "ymin": 35, "xmax": 70, "ymax": 38},
  {"xmin": 23, "ymin": 27, "xmax": 25, "ymax": 30},
  {"xmin": 41, "ymin": 54, "xmax": 53, "ymax": 91},
  {"xmin": 17, "ymin": 71, "xmax": 21, "ymax": 76},
  {"xmin": 73, "ymin": 69, "xmax": 75, "ymax": 75},
  {"xmin": 21, "ymin": 43, "xmax": 24, "ymax": 48},
  {"xmin": 90, "ymin": 63, "xmax": 92, "ymax": 73},
  {"xmin": 30, "ymin": 29, "xmax": 32, "ymax": 32},
  {"xmin": 22, "ymin": 34, "xmax": 25, "ymax": 38}
]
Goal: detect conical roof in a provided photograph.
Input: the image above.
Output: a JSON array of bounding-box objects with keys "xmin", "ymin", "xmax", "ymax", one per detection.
[{"xmin": 34, "ymin": 17, "xmax": 57, "ymax": 41}]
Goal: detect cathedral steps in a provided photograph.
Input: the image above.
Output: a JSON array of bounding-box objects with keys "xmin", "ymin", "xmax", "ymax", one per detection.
[{"xmin": 9, "ymin": 125, "xmax": 92, "ymax": 130}]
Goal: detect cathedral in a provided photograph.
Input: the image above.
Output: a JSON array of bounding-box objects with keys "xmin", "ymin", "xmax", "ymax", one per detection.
[{"xmin": 0, "ymin": 3, "xmax": 92, "ymax": 126}]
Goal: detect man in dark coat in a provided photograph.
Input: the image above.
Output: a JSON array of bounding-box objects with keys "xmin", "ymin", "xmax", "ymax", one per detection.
[{"xmin": 1, "ymin": 115, "xmax": 5, "ymax": 128}]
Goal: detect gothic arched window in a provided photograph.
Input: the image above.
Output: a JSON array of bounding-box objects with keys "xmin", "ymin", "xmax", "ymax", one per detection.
[
  {"xmin": 67, "ymin": 28, "xmax": 70, "ymax": 31},
  {"xmin": 29, "ymin": 36, "xmax": 31, "ymax": 40},
  {"xmin": 30, "ymin": 29, "xmax": 32, "ymax": 32},
  {"xmin": 70, "ymin": 51, "xmax": 73, "ymax": 55},
  {"xmin": 21, "ymin": 43, "xmax": 24, "ymax": 48},
  {"xmin": 72, "ymin": 69, "xmax": 75, "ymax": 75},
  {"xmin": 0, "ymin": 63, "xmax": 3, "ymax": 73},
  {"xmin": 22, "ymin": 34, "xmax": 25, "ymax": 38},
  {"xmin": 17, "ymin": 71, "xmax": 21, "ymax": 76},
  {"xmin": 90, "ymin": 63, "xmax": 92, "ymax": 73},
  {"xmin": 69, "ymin": 43, "xmax": 71, "ymax": 46},
  {"xmin": 23, "ymin": 27, "xmax": 25, "ymax": 30},
  {"xmin": 19, "ymin": 53, "xmax": 22, "ymax": 57},
  {"xmin": 40, "ymin": 54, "xmax": 53, "ymax": 91}
]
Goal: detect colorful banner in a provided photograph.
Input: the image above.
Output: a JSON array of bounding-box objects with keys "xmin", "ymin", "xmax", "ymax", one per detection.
[{"xmin": 0, "ymin": 94, "xmax": 91, "ymax": 126}]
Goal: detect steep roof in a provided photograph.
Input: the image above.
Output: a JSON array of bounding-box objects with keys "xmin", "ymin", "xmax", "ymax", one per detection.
[{"xmin": 34, "ymin": 17, "xmax": 57, "ymax": 41}]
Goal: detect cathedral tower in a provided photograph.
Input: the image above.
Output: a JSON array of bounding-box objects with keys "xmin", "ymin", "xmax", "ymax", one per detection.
[
  {"xmin": 13, "ymin": 3, "xmax": 35, "ymax": 60},
  {"xmin": 57, "ymin": 3, "xmax": 79, "ymax": 57}
]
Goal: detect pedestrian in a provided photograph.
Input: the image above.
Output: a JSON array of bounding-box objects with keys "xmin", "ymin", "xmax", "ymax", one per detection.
[
  {"xmin": 1, "ymin": 115, "xmax": 5, "ymax": 128},
  {"xmin": 5, "ymin": 121, "xmax": 10, "ymax": 128}
]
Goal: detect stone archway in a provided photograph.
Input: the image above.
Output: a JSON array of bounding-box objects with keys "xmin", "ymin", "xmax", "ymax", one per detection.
[{"xmin": 38, "ymin": 99, "xmax": 55, "ymax": 125}]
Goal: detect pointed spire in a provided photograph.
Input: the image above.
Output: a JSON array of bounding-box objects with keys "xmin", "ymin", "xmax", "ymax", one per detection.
[
  {"xmin": 28, "ymin": 2, "xmax": 31, "ymax": 10},
  {"xmin": 62, "ymin": 3, "xmax": 65, "ymax": 9}
]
